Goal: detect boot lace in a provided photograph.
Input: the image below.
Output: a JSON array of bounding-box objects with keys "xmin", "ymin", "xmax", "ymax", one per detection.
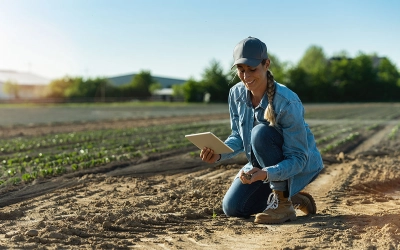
[{"xmin": 263, "ymin": 192, "xmax": 279, "ymax": 211}]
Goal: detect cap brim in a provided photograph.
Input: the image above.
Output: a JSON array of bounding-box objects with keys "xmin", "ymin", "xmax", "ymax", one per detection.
[{"xmin": 231, "ymin": 58, "xmax": 262, "ymax": 70}]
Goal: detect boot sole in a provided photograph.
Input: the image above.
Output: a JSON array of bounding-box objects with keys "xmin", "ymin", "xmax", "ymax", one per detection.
[
  {"xmin": 254, "ymin": 213, "xmax": 297, "ymax": 224},
  {"xmin": 293, "ymin": 191, "xmax": 317, "ymax": 215}
]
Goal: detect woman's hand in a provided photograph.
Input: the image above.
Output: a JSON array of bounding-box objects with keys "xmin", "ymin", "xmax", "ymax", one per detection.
[
  {"xmin": 239, "ymin": 168, "xmax": 268, "ymax": 184},
  {"xmin": 200, "ymin": 147, "xmax": 220, "ymax": 163}
]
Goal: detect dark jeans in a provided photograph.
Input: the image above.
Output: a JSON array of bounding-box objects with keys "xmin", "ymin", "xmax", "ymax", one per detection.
[{"xmin": 222, "ymin": 123, "xmax": 286, "ymax": 217}]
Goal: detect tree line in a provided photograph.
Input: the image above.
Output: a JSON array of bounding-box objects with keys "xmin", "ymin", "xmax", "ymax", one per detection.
[
  {"xmin": 43, "ymin": 70, "xmax": 161, "ymax": 102},
  {"xmin": 41, "ymin": 45, "xmax": 399, "ymax": 103}
]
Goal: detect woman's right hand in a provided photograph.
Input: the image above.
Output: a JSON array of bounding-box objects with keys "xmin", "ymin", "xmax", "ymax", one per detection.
[
  {"xmin": 239, "ymin": 168, "xmax": 268, "ymax": 184},
  {"xmin": 200, "ymin": 147, "xmax": 220, "ymax": 163}
]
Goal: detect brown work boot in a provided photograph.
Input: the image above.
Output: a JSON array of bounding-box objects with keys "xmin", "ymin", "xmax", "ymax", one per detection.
[
  {"xmin": 254, "ymin": 190, "xmax": 296, "ymax": 224},
  {"xmin": 291, "ymin": 191, "xmax": 317, "ymax": 215}
]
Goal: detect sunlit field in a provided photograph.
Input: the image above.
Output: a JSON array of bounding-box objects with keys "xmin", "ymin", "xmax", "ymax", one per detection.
[
  {"xmin": 1, "ymin": 102, "xmax": 399, "ymax": 187},
  {"xmin": 0, "ymin": 102, "xmax": 399, "ymax": 250}
]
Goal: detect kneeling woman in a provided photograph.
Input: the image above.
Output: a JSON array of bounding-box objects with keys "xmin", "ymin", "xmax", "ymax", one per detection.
[{"xmin": 200, "ymin": 37, "xmax": 324, "ymax": 224}]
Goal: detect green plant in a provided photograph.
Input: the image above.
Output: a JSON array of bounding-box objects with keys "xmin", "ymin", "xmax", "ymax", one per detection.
[
  {"xmin": 47, "ymin": 168, "xmax": 54, "ymax": 175},
  {"xmin": 212, "ymin": 209, "xmax": 217, "ymax": 219},
  {"xmin": 55, "ymin": 166, "xmax": 66, "ymax": 175},
  {"xmin": 11, "ymin": 177, "xmax": 21, "ymax": 185},
  {"xmin": 366, "ymin": 123, "xmax": 380, "ymax": 131},
  {"xmin": 22, "ymin": 173, "xmax": 33, "ymax": 182},
  {"xmin": 71, "ymin": 164, "xmax": 79, "ymax": 171},
  {"xmin": 388, "ymin": 124, "xmax": 400, "ymax": 140},
  {"xmin": 39, "ymin": 169, "xmax": 48, "ymax": 177},
  {"xmin": 18, "ymin": 165, "xmax": 26, "ymax": 174},
  {"xmin": 7, "ymin": 168, "xmax": 16, "ymax": 177},
  {"xmin": 189, "ymin": 151, "xmax": 198, "ymax": 157}
]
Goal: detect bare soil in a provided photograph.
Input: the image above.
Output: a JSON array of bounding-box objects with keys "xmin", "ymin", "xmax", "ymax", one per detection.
[{"xmin": 0, "ymin": 115, "xmax": 399, "ymax": 250}]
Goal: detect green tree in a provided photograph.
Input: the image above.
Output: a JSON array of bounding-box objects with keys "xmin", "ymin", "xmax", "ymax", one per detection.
[
  {"xmin": 286, "ymin": 66, "xmax": 311, "ymax": 101},
  {"xmin": 3, "ymin": 80, "xmax": 20, "ymax": 99},
  {"xmin": 149, "ymin": 82, "xmax": 162, "ymax": 94},
  {"xmin": 268, "ymin": 53, "xmax": 289, "ymax": 84},
  {"xmin": 332, "ymin": 50, "xmax": 350, "ymax": 58},
  {"xmin": 200, "ymin": 60, "xmax": 231, "ymax": 103},
  {"xmin": 172, "ymin": 84, "xmax": 184, "ymax": 99},
  {"xmin": 329, "ymin": 54, "xmax": 382, "ymax": 102},
  {"xmin": 348, "ymin": 54, "xmax": 377, "ymax": 101},
  {"xmin": 182, "ymin": 78, "xmax": 203, "ymax": 102},
  {"xmin": 328, "ymin": 57, "xmax": 353, "ymax": 102},
  {"xmin": 377, "ymin": 57, "xmax": 400, "ymax": 100},
  {"xmin": 298, "ymin": 46, "xmax": 327, "ymax": 75},
  {"xmin": 297, "ymin": 45, "xmax": 330, "ymax": 102},
  {"xmin": 47, "ymin": 76, "xmax": 119, "ymax": 101},
  {"xmin": 128, "ymin": 70, "xmax": 157, "ymax": 98},
  {"xmin": 66, "ymin": 77, "xmax": 111, "ymax": 99},
  {"xmin": 46, "ymin": 76, "xmax": 76, "ymax": 98}
]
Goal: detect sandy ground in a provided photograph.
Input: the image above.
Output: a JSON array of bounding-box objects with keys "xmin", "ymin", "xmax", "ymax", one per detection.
[{"xmin": 0, "ymin": 115, "xmax": 399, "ymax": 250}]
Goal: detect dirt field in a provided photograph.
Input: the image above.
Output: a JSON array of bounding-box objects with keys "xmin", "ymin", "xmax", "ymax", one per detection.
[{"xmin": 0, "ymin": 109, "xmax": 399, "ymax": 249}]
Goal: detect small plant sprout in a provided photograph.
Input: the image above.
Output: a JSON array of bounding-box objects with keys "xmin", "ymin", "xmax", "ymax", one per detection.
[
  {"xmin": 388, "ymin": 124, "xmax": 399, "ymax": 140},
  {"xmin": 7, "ymin": 169, "xmax": 16, "ymax": 177},
  {"xmin": 22, "ymin": 173, "xmax": 33, "ymax": 183}
]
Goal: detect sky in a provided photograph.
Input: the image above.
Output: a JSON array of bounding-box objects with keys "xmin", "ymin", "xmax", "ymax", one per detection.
[{"xmin": 0, "ymin": 0, "xmax": 399, "ymax": 81}]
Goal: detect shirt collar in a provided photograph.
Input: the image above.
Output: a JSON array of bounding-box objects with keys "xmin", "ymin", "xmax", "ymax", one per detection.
[
  {"xmin": 236, "ymin": 82, "xmax": 275, "ymax": 110},
  {"xmin": 245, "ymin": 90, "xmax": 269, "ymax": 109}
]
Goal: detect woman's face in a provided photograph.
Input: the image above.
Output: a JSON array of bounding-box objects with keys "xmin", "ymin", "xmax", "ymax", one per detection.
[{"xmin": 236, "ymin": 60, "xmax": 269, "ymax": 93}]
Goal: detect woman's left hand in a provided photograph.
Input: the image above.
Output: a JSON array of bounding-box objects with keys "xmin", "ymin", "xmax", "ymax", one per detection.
[{"xmin": 239, "ymin": 168, "xmax": 268, "ymax": 184}]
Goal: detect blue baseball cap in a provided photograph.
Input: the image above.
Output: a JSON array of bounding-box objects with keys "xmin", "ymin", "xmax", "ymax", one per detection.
[{"xmin": 232, "ymin": 37, "xmax": 268, "ymax": 69}]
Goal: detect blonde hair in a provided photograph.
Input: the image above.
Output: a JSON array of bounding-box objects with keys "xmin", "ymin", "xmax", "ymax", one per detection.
[{"xmin": 264, "ymin": 69, "xmax": 276, "ymax": 126}]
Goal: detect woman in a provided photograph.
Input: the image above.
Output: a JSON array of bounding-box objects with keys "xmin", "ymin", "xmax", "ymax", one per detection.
[{"xmin": 200, "ymin": 36, "xmax": 324, "ymax": 224}]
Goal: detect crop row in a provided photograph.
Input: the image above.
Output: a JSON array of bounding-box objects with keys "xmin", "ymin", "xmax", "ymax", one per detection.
[
  {"xmin": 305, "ymin": 104, "xmax": 400, "ymax": 120},
  {"xmin": 0, "ymin": 122, "xmax": 232, "ymax": 187},
  {"xmin": 388, "ymin": 123, "xmax": 400, "ymax": 140},
  {"xmin": 0, "ymin": 122, "xmax": 229, "ymax": 155},
  {"xmin": 0, "ymin": 118, "xmax": 396, "ymax": 187},
  {"xmin": 311, "ymin": 121, "xmax": 383, "ymax": 154}
]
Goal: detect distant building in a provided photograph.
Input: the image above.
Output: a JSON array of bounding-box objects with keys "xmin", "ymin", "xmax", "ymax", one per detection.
[
  {"xmin": 0, "ymin": 70, "xmax": 50, "ymax": 99},
  {"xmin": 107, "ymin": 73, "xmax": 186, "ymax": 88},
  {"xmin": 107, "ymin": 73, "xmax": 187, "ymax": 101}
]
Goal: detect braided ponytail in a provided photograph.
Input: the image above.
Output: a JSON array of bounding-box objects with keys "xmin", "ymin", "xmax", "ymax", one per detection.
[{"xmin": 264, "ymin": 70, "xmax": 276, "ymax": 126}]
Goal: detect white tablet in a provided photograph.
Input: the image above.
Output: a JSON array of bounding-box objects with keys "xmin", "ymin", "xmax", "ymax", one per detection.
[{"xmin": 185, "ymin": 132, "xmax": 234, "ymax": 154}]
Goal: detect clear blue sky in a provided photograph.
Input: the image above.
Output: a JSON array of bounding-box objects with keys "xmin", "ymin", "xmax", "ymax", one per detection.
[{"xmin": 0, "ymin": 0, "xmax": 399, "ymax": 81}]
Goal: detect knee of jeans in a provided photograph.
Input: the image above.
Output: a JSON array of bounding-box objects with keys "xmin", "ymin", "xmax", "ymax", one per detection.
[
  {"xmin": 251, "ymin": 124, "xmax": 270, "ymax": 150},
  {"xmin": 222, "ymin": 196, "xmax": 241, "ymax": 217}
]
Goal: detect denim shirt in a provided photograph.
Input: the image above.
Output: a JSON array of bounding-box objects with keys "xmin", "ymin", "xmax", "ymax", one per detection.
[{"xmin": 219, "ymin": 81, "xmax": 324, "ymax": 197}]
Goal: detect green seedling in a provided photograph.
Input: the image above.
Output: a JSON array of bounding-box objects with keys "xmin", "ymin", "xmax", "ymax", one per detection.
[
  {"xmin": 71, "ymin": 164, "xmax": 79, "ymax": 171},
  {"xmin": 22, "ymin": 173, "xmax": 33, "ymax": 182},
  {"xmin": 388, "ymin": 124, "xmax": 399, "ymax": 140},
  {"xmin": 7, "ymin": 169, "xmax": 16, "ymax": 177}
]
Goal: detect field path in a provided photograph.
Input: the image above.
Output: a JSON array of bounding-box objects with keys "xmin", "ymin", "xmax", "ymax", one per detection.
[{"xmin": 352, "ymin": 123, "xmax": 395, "ymax": 155}]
